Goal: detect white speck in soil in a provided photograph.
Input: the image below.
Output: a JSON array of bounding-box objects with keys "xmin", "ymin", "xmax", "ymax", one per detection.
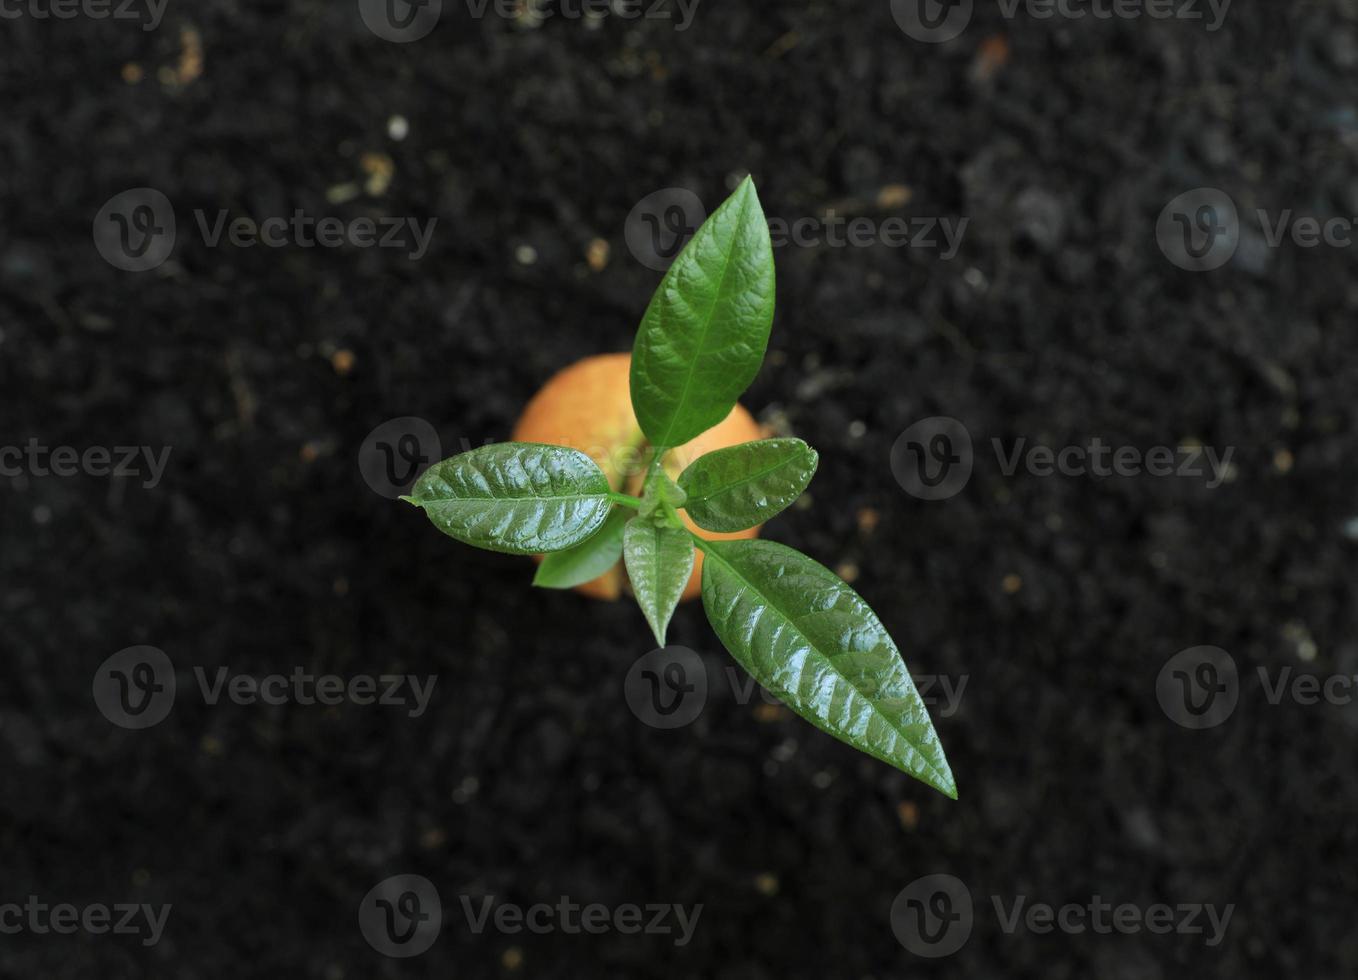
[
  {"xmin": 515, "ymin": 245, "xmax": 538, "ymax": 266},
  {"xmin": 387, "ymin": 115, "xmax": 409, "ymax": 141},
  {"xmin": 1283, "ymin": 621, "xmax": 1318, "ymax": 662}
]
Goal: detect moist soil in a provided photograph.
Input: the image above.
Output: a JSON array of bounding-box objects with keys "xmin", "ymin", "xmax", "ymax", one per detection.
[{"xmin": 3, "ymin": 2, "xmax": 1358, "ymax": 977}]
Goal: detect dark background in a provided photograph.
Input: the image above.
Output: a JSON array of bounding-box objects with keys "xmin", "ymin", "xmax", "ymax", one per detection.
[{"xmin": 4, "ymin": 0, "xmax": 1358, "ymax": 976}]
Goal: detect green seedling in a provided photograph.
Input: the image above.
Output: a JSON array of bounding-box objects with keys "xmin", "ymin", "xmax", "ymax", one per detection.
[{"xmin": 403, "ymin": 178, "xmax": 956, "ymax": 798}]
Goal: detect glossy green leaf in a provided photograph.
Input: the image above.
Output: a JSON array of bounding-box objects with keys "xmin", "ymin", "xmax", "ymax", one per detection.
[
  {"xmin": 700, "ymin": 539, "xmax": 956, "ymax": 798},
  {"xmin": 630, "ymin": 177, "xmax": 776, "ymax": 449},
  {"xmin": 533, "ymin": 506, "xmax": 629, "ymax": 589},
  {"xmin": 405, "ymin": 443, "xmax": 611, "ymax": 555},
  {"xmin": 678, "ymin": 438, "xmax": 818, "ymax": 532},
  {"xmin": 623, "ymin": 517, "xmax": 695, "ymax": 647}
]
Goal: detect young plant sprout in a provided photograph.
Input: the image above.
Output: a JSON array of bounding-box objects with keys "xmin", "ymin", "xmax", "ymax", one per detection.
[{"xmin": 403, "ymin": 178, "xmax": 956, "ymax": 798}]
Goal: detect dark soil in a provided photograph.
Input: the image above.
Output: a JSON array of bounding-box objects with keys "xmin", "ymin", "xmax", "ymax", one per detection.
[{"xmin": 4, "ymin": 1, "xmax": 1358, "ymax": 977}]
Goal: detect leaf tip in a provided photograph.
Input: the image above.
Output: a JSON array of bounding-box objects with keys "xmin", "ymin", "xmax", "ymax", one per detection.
[{"xmin": 398, "ymin": 495, "xmax": 422, "ymax": 508}]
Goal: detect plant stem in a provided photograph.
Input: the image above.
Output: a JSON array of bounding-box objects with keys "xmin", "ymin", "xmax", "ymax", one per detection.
[{"xmin": 608, "ymin": 491, "xmax": 644, "ymax": 509}]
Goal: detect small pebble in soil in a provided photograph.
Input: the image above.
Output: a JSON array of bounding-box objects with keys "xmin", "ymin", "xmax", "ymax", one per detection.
[
  {"xmin": 1342, "ymin": 516, "xmax": 1358, "ymax": 542},
  {"xmin": 836, "ymin": 562, "xmax": 859, "ymax": 583},
  {"xmin": 897, "ymin": 801, "xmax": 920, "ymax": 831},
  {"xmin": 753, "ymin": 704, "xmax": 786, "ymax": 723},
  {"xmin": 848, "ymin": 420, "xmax": 866, "ymax": 439},
  {"xmin": 515, "ymin": 244, "xmax": 538, "ymax": 266},
  {"xmin": 1273, "ymin": 448, "xmax": 1295, "ymax": 474},
  {"xmin": 452, "ymin": 776, "xmax": 480, "ymax": 803},
  {"xmin": 1283, "ymin": 621, "xmax": 1318, "ymax": 662},
  {"xmin": 856, "ymin": 507, "xmax": 880, "ymax": 535},
  {"xmin": 502, "ymin": 947, "xmax": 524, "ymax": 971},
  {"xmin": 876, "ymin": 184, "xmax": 912, "ymax": 209},
  {"xmin": 586, "ymin": 238, "xmax": 609, "ymax": 271},
  {"xmin": 754, "ymin": 873, "xmax": 779, "ymax": 896},
  {"xmin": 387, "ymin": 115, "xmax": 409, "ymax": 141},
  {"xmin": 32, "ymin": 506, "xmax": 51, "ymax": 526},
  {"xmin": 330, "ymin": 349, "xmax": 355, "ymax": 376},
  {"xmin": 361, "ymin": 153, "xmax": 394, "ymax": 196},
  {"xmin": 121, "ymin": 63, "xmax": 143, "ymax": 84},
  {"xmin": 811, "ymin": 770, "xmax": 834, "ymax": 789},
  {"xmin": 1002, "ymin": 573, "xmax": 1023, "ymax": 595}
]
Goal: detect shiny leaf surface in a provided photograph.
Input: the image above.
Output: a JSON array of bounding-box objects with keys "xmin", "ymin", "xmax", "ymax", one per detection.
[
  {"xmin": 624, "ymin": 517, "xmax": 695, "ymax": 646},
  {"xmin": 678, "ymin": 438, "xmax": 818, "ymax": 532},
  {"xmin": 630, "ymin": 177, "xmax": 776, "ymax": 448},
  {"xmin": 533, "ymin": 506, "xmax": 629, "ymax": 589},
  {"xmin": 406, "ymin": 443, "xmax": 611, "ymax": 555},
  {"xmin": 700, "ymin": 539, "xmax": 956, "ymax": 797}
]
